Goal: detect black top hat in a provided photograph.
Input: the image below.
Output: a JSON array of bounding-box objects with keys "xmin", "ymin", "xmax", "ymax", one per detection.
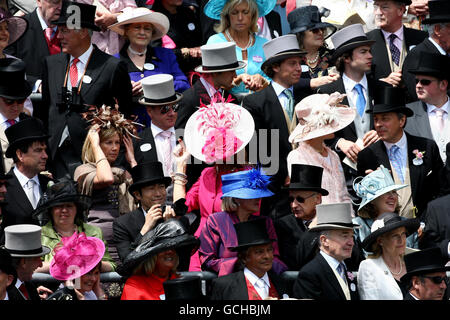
[
  {"xmin": 288, "ymin": 6, "xmax": 336, "ymax": 40},
  {"xmin": 0, "ymin": 248, "xmax": 17, "ymax": 279},
  {"xmin": 366, "ymin": 86, "xmax": 414, "ymax": 117},
  {"xmin": 0, "ymin": 58, "xmax": 32, "ymax": 100},
  {"xmin": 116, "ymin": 219, "xmax": 200, "ymax": 277},
  {"xmin": 32, "ymin": 178, "xmax": 92, "ymax": 226},
  {"xmin": 362, "ymin": 212, "xmax": 420, "ymax": 252},
  {"xmin": 163, "ymin": 276, "xmax": 205, "ymax": 300},
  {"xmin": 422, "ymin": 0, "xmax": 450, "ymax": 25},
  {"xmin": 408, "ymin": 52, "xmax": 450, "ymax": 81},
  {"xmin": 51, "ymin": 1, "xmax": 101, "ymax": 31},
  {"xmin": 5, "ymin": 117, "xmax": 50, "ymax": 158},
  {"xmin": 128, "ymin": 161, "xmax": 172, "ymax": 194},
  {"xmin": 283, "ymin": 164, "xmax": 329, "ymax": 195},
  {"xmin": 229, "ymin": 218, "xmax": 274, "ymax": 252},
  {"xmin": 401, "ymin": 247, "xmax": 450, "ymax": 283}
]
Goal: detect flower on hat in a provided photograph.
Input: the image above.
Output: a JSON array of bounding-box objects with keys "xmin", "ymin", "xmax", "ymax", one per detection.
[
  {"xmin": 371, "ymin": 218, "xmax": 385, "ymax": 232},
  {"xmin": 354, "ymin": 169, "xmax": 385, "ymax": 199},
  {"xmin": 242, "ymin": 167, "xmax": 271, "ymax": 191}
]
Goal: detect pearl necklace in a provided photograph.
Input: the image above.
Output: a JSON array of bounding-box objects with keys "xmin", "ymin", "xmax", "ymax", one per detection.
[
  {"xmin": 225, "ymin": 29, "xmax": 253, "ymax": 50},
  {"xmin": 127, "ymin": 46, "xmax": 147, "ymax": 57},
  {"xmin": 306, "ymin": 51, "xmax": 320, "ymax": 66},
  {"xmin": 386, "ymin": 257, "xmax": 403, "ymax": 276}
]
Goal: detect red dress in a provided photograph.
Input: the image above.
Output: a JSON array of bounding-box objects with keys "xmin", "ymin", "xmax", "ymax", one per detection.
[{"xmin": 121, "ymin": 273, "xmax": 178, "ymax": 300}]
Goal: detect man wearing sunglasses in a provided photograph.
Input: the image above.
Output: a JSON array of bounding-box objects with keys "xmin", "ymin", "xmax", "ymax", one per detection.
[
  {"xmin": 405, "ymin": 52, "xmax": 450, "ymax": 162},
  {"xmin": 402, "ymin": 247, "xmax": 450, "ymax": 300}
]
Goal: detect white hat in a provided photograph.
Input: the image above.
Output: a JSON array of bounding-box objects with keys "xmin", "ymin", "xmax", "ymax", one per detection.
[
  {"xmin": 108, "ymin": 7, "xmax": 169, "ymax": 41},
  {"xmin": 309, "ymin": 203, "xmax": 361, "ymax": 231},
  {"xmin": 139, "ymin": 74, "xmax": 183, "ymax": 106},
  {"xmin": 194, "ymin": 42, "xmax": 246, "ymax": 73},
  {"xmin": 4, "ymin": 224, "xmax": 50, "ymax": 257},
  {"xmin": 261, "ymin": 34, "xmax": 305, "ymax": 73}
]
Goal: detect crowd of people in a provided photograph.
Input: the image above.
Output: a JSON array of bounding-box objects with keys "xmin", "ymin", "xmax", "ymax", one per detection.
[{"xmin": 0, "ymin": 0, "xmax": 449, "ymax": 302}]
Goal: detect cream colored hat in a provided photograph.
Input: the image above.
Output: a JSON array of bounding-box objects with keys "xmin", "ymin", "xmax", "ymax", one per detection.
[
  {"xmin": 194, "ymin": 42, "xmax": 246, "ymax": 73},
  {"xmin": 139, "ymin": 74, "xmax": 183, "ymax": 106},
  {"xmin": 309, "ymin": 203, "xmax": 361, "ymax": 232},
  {"xmin": 108, "ymin": 7, "xmax": 169, "ymax": 41}
]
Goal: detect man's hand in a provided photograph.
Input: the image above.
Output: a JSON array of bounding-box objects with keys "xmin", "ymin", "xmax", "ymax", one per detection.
[
  {"xmin": 380, "ymin": 71, "xmax": 402, "ymax": 87},
  {"xmin": 310, "ymin": 73, "xmax": 340, "ymax": 89},
  {"xmin": 131, "ymin": 80, "xmax": 143, "ymax": 96},
  {"xmin": 337, "ymin": 139, "xmax": 361, "ymax": 163},
  {"xmin": 408, "ymin": 0, "xmax": 429, "ymax": 17},
  {"xmin": 362, "ymin": 130, "xmax": 379, "ymax": 148},
  {"xmin": 37, "ymin": 286, "xmax": 53, "ymax": 300},
  {"xmin": 140, "ymin": 204, "xmax": 163, "ymax": 235}
]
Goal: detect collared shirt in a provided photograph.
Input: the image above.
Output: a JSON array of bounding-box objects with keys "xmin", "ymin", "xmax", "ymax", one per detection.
[
  {"xmin": 244, "ymin": 267, "xmax": 270, "ymax": 299},
  {"xmin": 68, "ymin": 44, "xmax": 94, "ymax": 90},
  {"xmin": 428, "ymin": 37, "xmax": 447, "ymax": 55},
  {"xmin": 3, "ymin": 291, "xmax": 9, "ymax": 300},
  {"xmin": 383, "ymin": 130, "xmax": 408, "ymax": 172},
  {"xmin": 150, "ymin": 122, "xmax": 176, "ymax": 176},
  {"xmin": 381, "ymin": 25, "xmax": 404, "ymax": 55},
  {"xmin": 0, "ymin": 113, "xmax": 20, "ymax": 129},
  {"xmin": 426, "ymin": 97, "xmax": 449, "ymax": 125},
  {"xmin": 409, "ymin": 292, "xmax": 420, "ymax": 300},
  {"xmin": 342, "ymin": 73, "xmax": 369, "ymax": 110},
  {"xmin": 13, "ymin": 166, "xmax": 41, "ymax": 205},
  {"xmin": 271, "ymin": 81, "xmax": 293, "ymax": 115},
  {"xmin": 320, "ymin": 250, "xmax": 346, "ymax": 275},
  {"xmin": 199, "ymin": 77, "xmax": 219, "ymax": 99}
]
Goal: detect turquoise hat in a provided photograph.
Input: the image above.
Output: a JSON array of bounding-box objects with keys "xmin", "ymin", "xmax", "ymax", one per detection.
[
  {"xmin": 221, "ymin": 167, "xmax": 274, "ymax": 199},
  {"xmin": 353, "ymin": 166, "xmax": 408, "ymax": 213},
  {"xmin": 204, "ymin": 0, "xmax": 276, "ymax": 20}
]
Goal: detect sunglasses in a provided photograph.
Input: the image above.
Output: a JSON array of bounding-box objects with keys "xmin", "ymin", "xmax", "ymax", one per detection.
[
  {"xmin": 415, "ymin": 78, "xmax": 437, "ymax": 86},
  {"xmin": 160, "ymin": 104, "xmax": 180, "ymax": 114},
  {"xmin": 421, "ymin": 276, "xmax": 449, "ymax": 285},
  {"xmin": 288, "ymin": 193, "xmax": 317, "ymax": 203},
  {"xmin": 0, "ymin": 181, "xmax": 9, "ymax": 188},
  {"xmin": 2, "ymin": 98, "xmax": 27, "ymax": 105}
]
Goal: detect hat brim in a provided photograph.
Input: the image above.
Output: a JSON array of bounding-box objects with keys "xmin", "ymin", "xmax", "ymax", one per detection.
[
  {"xmin": 401, "ymin": 265, "xmax": 450, "ymax": 283},
  {"xmin": 32, "ymin": 194, "xmax": 92, "ymax": 222},
  {"xmin": 408, "ymin": 68, "xmax": 449, "ymax": 81},
  {"xmin": 366, "ymin": 105, "xmax": 414, "ymax": 117},
  {"xmin": 331, "ymin": 39, "xmax": 376, "ymax": 63},
  {"xmin": 5, "ymin": 134, "xmax": 50, "ymax": 158},
  {"xmin": 108, "ymin": 12, "xmax": 169, "ymax": 41},
  {"xmin": 290, "ymin": 23, "xmax": 337, "ymax": 40},
  {"xmin": 221, "ymin": 188, "xmax": 274, "ymax": 199},
  {"xmin": 51, "ymin": 18, "xmax": 101, "ymax": 32},
  {"xmin": 281, "ymin": 184, "xmax": 329, "ymax": 196},
  {"xmin": 357, "ymin": 183, "xmax": 408, "ymax": 214},
  {"xmin": 362, "ymin": 218, "xmax": 420, "ymax": 252},
  {"xmin": 229, "ymin": 239, "xmax": 274, "ymax": 252},
  {"xmin": 0, "ymin": 80, "xmax": 32, "ymax": 100},
  {"xmin": 194, "ymin": 60, "xmax": 246, "ymax": 73},
  {"xmin": 204, "ymin": 0, "xmax": 276, "ymax": 20},
  {"xmin": 6, "ymin": 245, "xmax": 51, "ymax": 258},
  {"xmin": 129, "ymin": 177, "xmax": 172, "ymax": 194},
  {"xmin": 309, "ymin": 222, "xmax": 361, "ymax": 232},
  {"xmin": 261, "ymin": 50, "xmax": 306, "ymax": 74},
  {"xmin": 138, "ymin": 92, "xmax": 183, "ymax": 106},
  {"xmin": 422, "ymin": 17, "xmax": 450, "ymax": 25},
  {"xmin": 4, "ymin": 17, "xmax": 28, "ymax": 48}
]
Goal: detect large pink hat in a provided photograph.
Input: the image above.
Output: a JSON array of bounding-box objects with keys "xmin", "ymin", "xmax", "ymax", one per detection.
[
  {"xmin": 289, "ymin": 92, "xmax": 356, "ymax": 143},
  {"xmin": 184, "ymin": 96, "xmax": 255, "ymax": 164},
  {"xmin": 49, "ymin": 232, "xmax": 105, "ymax": 281}
]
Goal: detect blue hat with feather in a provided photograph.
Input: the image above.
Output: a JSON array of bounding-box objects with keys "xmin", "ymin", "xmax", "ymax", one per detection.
[{"xmin": 221, "ymin": 167, "xmax": 274, "ymax": 199}]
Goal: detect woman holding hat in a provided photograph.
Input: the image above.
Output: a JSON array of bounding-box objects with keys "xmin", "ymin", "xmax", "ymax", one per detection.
[
  {"xmin": 204, "ymin": 0, "xmax": 274, "ymax": 95},
  {"xmin": 287, "ymin": 92, "xmax": 355, "ymax": 206},
  {"xmin": 109, "ymin": 7, "xmax": 189, "ymax": 127},
  {"xmin": 74, "ymin": 106, "xmax": 139, "ymax": 265},
  {"xmin": 118, "ymin": 219, "xmax": 200, "ymax": 300},
  {"xmin": 353, "ymin": 166, "xmax": 418, "ymax": 255},
  {"xmin": 357, "ymin": 212, "xmax": 420, "ymax": 300},
  {"xmin": 33, "ymin": 179, "xmax": 116, "ymax": 274},
  {"xmin": 198, "ymin": 167, "xmax": 288, "ymax": 276}
]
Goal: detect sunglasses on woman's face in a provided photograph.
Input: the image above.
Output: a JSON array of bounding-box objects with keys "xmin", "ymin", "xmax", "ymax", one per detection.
[
  {"xmin": 288, "ymin": 193, "xmax": 316, "ymax": 203},
  {"xmin": 160, "ymin": 104, "xmax": 180, "ymax": 114},
  {"xmin": 421, "ymin": 276, "xmax": 449, "ymax": 285},
  {"xmin": 415, "ymin": 78, "xmax": 437, "ymax": 86}
]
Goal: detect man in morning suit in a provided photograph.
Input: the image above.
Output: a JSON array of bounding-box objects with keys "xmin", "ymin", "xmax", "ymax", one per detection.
[
  {"xmin": 357, "ymin": 86, "xmax": 444, "ymax": 220},
  {"xmin": 402, "ymin": 0, "xmax": 450, "ymax": 103},
  {"xmin": 292, "ymin": 203, "xmax": 361, "ymax": 300},
  {"xmin": 39, "ymin": 1, "xmax": 132, "ymax": 180},
  {"xmin": 404, "ymin": 52, "xmax": 450, "ymax": 162},
  {"xmin": 366, "ymin": 0, "xmax": 427, "ymax": 88},
  {"xmin": 210, "ymin": 218, "xmax": 289, "ymax": 300}
]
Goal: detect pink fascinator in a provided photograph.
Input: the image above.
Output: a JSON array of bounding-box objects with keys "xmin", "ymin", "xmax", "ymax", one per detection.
[{"xmin": 49, "ymin": 232, "xmax": 105, "ymax": 281}]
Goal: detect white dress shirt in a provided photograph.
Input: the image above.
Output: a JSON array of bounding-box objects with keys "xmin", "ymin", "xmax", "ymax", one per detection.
[
  {"xmin": 271, "ymin": 81, "xmax": 293, "ymax": 116},
  {"xmin": 13, "ymin": 167, "xmax": 41, "ymax": 207},
  {"xmin": 0, "ymin": 113, "xmax": 20, "ymax": 129},
  {"xmin": 342, "ymin": 73, "xmax": 369, "ymax": 110},
  {"xmin": 244, "ymin": 267, "xmax": 270, "ymax": 299},
  {"xmin": 427, "ymin": 98, "xmax": 449, "ymax": 134},
  {"xmin": 150, "ymin": 122, "xmax": 176, "ymax": 176},
  {"xmin": 320, "ymin": 250, "xmax": 346, "ymax": 277},
  {"xmin": 383, "ymin": 131, "xmax": 408, "ymax": 176}
]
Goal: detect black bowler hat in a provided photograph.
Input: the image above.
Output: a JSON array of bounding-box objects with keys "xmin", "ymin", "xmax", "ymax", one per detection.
[
  {"xmin": 52, "ymin": 1, "xmax": 101, "ymax": 31},
  {"xmin": 288, "ymin": 6, "xmax": 336, "ymax": 40},
  {"xmin": 163, "ymin": 276, "xmax": 205, "ymax": 300},
  {"xmin": 408, "ymin": 52, "xmax": 450, "ymax": 81},
  {"xmin": 283, "ymin": 164, "xmax": 329, "ymax": 195},
  {"xmin": 0, "ymin": 248, "xmax": 17, "ymax": 284},
  {"xmin": 401, "ymin": 247, "xmax": 450, "ymax": 284},
  {"xmin": 366, "ymin": 86, "xmax": 414, "ymax": 117},
  {"xmin": 5, "ymin": 117, "xmax": 50, "ymax": 158},
  {"xmin": 0, "ymin": 58, "xmax": 32, "ymax": 100},
  {"xmin": 128, "ymin": 161, "xmax": 172, "ymax": 194},
  {"xmin": 422, "ymin": 0, "xmax": 450, "ymax": 25},
  {"xmin": 230, "ymin": 218, "xmax": 273, "ymax": 252}
]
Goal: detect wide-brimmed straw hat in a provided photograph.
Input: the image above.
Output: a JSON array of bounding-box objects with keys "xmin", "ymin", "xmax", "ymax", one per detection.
[
  {"xmin": 194, "ymin": 42, "xmax": 246, "ymax": 73},
  {"xmin": 353, "ymin": 165, "xmax": 408, "ymax": 216},
  {"xmin": 184, "ymin": 99, "xmax": 254, "ymax": 164},
  {"xmin": 309, "ymin": 203, "xmax": 361, "ymax": 232},
  {"xmin": 289, "ymin": 92, "xmax": 355, "ymax": 143},
  {"xmin": 362, "ymin": 212, "xmax": 420, "ymax": 252},
  {"xmin": 108, "ymin": 7, "xmax": 169, "ymax": 41},
  {"xmin": 49, "ymin": 232, "xmax": 105, "ymax": 281},
  {"xmin": 204, "ymin": 0, "xmax": 277, "ymax": 20},
  {"xmin": 221, "ymin": 167, "xmax": 274, "ymax": 199},
  {"xmin": 0, "ymin": 8, "xmax": 28, "ymax": 47},
  {"xmin": 3, "ymin": 224, "xmax": 51, "ymax": 258}
]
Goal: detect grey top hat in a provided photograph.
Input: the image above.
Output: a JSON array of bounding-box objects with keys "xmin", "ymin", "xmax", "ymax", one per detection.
[
  {"xmin": 261, "ymin": 34, "xmax": 306, "ymax": 74},
  {"xmin": 330, "ymin": 23, "xmax": 375, "ymax": 62},
  {"xmin": 194, "ymin": 42, "xmax": 246, "ymax": 73},
  {"xmin": 139, "ymin": 74, "xmax": 183, "ymax": 106},
  {"xmin": 309, "ymin": 203, "xmax": 361, "ymax": 232},
  {"xmin": 3, "ymin": 224, "xmax": 50, "ymax": 257}
]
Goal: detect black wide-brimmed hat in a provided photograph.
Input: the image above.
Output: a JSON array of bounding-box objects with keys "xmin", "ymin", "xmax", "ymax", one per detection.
[
  {"xmin": 128, "ymin": 161, "xmax": 172, "ymax": 194},
  {"xmin": 288, "ymin": 5, "xmax": 336, "ymax": 40},
  {"xmin": 401, "ymin": 247, "xmax": 450, "ymax": 283},
  {"xmin": 32, "ymin": 178, "xmax": 92, "ymax": 226},
  {"xmin": 330, "ymin": 23, "xmax": 375, "ymax": 63},
  {"xmin": 229, "ymin": 218, "xmax": 274, "ymax": 252},
  {"xmin": 362, "ymin": 212, "xmax": 420, "ymax": 252},
  {"xmin": 422, "ymin": 0, "xmax": 450, "ymax": 25},
  {"xmin": 283, "ymin": 164, "xmax": 329, "ymax": 195},
  {"xmin": 366, "ymin": 86, "xmax": 414, "ymax": 117},
  {"xmin": 0, "ymin": 58, "xmax": 32, "ymax": 100},
  {"xmin": 5, "ymin": 117, "xmax": 50, "ymax": 158},
  {"xmin": 163, "ymin": 276, "xmax": 205, "ymax": 300},
  {"xmin": 116, "ymin": 219, "xmax": 200, "ymax": 277},
  {"xmin": 0, "ymin": 8, "xmax": 28, "ymax": 48},
  {"xmin": 408, "ymin": 52, "xmax": 450, "ymax": 81},
  {"xmin": 51, "ymin": 1, "xmax": 101, "ymax": 31}
]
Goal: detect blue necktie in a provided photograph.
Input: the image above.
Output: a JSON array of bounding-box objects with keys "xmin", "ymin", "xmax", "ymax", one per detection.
[
  {"xmin": 337, "ymin": 263, "xmax": 347, "ymax": 282},
  {"xmin": 283, "ymin": 88, "xmax": 294, "ymax": 121},
  {"xmin": 389, "ymin": 33, "xmax": 400, "ymax": 66},
  {"xmin": 389, "ymin": 145, "xmax": 404, "ymax": 183},
  {"xmin": 354, "ymin": 84, "xmax": 366, "ymax": 117}
]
